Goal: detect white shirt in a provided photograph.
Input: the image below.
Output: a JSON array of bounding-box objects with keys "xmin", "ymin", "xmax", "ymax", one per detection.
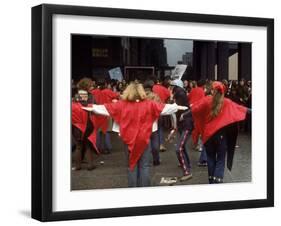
[{"xmin": 91, "ymin": 103, "xmax": 179, "ymax": 133}]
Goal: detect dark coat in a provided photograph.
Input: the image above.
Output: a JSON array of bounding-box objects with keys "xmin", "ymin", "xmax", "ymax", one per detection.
[{"xmin": 173, "ymin": 86, "xmax": 193, "ymax": 132}]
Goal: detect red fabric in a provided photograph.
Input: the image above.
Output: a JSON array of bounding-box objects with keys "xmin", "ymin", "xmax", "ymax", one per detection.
[
  {"xmin": 212, "ymin": 81, "xmax": 225, "ymax": 94},
  {"xmin": 188, "ymin": 87, "xmax": 205, "ymax": 105},
  {"xmin": 188, "ymin": 87, "xmax": 205, "ymax": 144},
  {"xmin": 191, "ymin": 96, "xmax": 247, "ymax": 144},
  {"xmin": 72, "ymin": 102, "xmax": 88, "ymax": 133},
  {"xmin": 152, "ymin": 84, "xmax": 170, "ymax": 103},
  {"xmin": 90, "ymin": 89, "xmax": 103, "ymax": 104},
  {"xmin": 91, "ymin": 88, "xmax": 119, "ymax": 104},
  {"xmin": 90, "ymin": 89, "xmax": 118, "ymax": 133},
  {"xmin": 72, "ymin": 102, "xmax": 99, "ymax": 153},
  {"xmin": 105, "ymin": 100, "xmax": 165, "ymax": 170},
  {"xmin": 101, "ymin": 89, "xmax": 119, "ymax": 103}
]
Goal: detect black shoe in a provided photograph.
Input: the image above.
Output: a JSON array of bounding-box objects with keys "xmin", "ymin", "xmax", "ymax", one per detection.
[
  {"xmin": 208, "ymin": 176, "xmax": 214, "ymax": 184},
  {"xmin": 153, "ymin": 160, "xmax": 161, "ymax": 166},
  {"xmin": 213, "ymin": 177, "xmax": 223, "ymax": 183}
]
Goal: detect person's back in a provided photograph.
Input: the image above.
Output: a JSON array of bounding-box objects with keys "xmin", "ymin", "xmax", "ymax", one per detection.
[
  {"xmin": 90, "ymin": 88, "xmax": 103, "ymax": 104},
  {"xmin": 191, "ymin": 92, "xmax": 247, "ymax": 144},
  {"xmin": 105, "ymin": 98, "xmax": 164, "ymax": 171},
  {"xmin": 173, "ymin": 86, "xmax": 193, "ymax": 132},
  {"xmin": 153, "ymin": 84, "xmax": 170, "ymax": 103},
  {"xmin": 188, "ymin": 86, "xmax": 205, "ymax": 105},
  {"xmin": 101, "ymin": 88, "xmax": 119, "ymax": 103}
]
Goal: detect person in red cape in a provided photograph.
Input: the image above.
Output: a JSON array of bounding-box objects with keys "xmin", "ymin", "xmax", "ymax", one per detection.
[
  {"xmin": 190, "ymin": 81, "xmax": 249, "ymax": 183},
  {"xmin": 188, "ymin": 80, "xmax": 206, "ymax": 146},
  {"xmin": 83, "ymin": 81, "xmax": 187, "ymax": 187},
  {"xmin": 152, "ymin": 77, "xmax": 171, "ymax": 152},
  {"xmin": 188, "ymin": 80, "xmax": 208, "ymax": 167},
  {"xmin": 72, "ymin": 90, "xmax": 99, "ymax": 171},
  {"xmin": 90, "ymin": 79, "xmax": 119, "ymax": 154}
]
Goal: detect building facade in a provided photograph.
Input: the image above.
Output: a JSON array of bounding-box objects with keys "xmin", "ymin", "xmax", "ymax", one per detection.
[
  {"xmin": 72, "ymin": 35, "xmax": 251, "ymax": 82},
  {"xmin": 192, "ymin": 41, "xmax": 251, "ymax": 81}
]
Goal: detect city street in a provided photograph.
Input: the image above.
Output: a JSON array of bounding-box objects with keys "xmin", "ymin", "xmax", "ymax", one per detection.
[{"xmin": 71, "ymin": 130, "xmax": 251, "ymax": 190}]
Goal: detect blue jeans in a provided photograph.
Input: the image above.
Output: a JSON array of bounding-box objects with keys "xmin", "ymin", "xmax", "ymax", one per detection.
[
  {"xmin": 198, "ymin": 138, "xmax": 207, "ymax": 163},
  {"xmin": 158, "ymin": 119, "xmax": 164, "ymax": 145},
  {"xmin": 151, "ymin": 131, "xmax": 160, "ymax": 164},
  {"xmin": 126, "ymin": 143, "xmax": 153, "ymax": 187},
  {"xmin": 199, "ymin": 146, "xmax": 207, "ymax": 163},
  {"xmin": 97, "ymin": 130, "xmax": 112, "ymax": 151},
  {"xmin": 176, "ymin": 129, "xmax": 191, "ymax": 175},
  {"xmin": 205, "ymin": 130, "xmax": 227, "ymax": 183}
]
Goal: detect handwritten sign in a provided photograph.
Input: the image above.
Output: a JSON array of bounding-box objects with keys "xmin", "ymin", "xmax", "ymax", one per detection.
[
  {"xmin": 109, "ymin": 67, "xmax": 123, "ymax": 82},
  {"xmin": 171, "ymin": 64, "xmax": 187, "ymax": 80}
]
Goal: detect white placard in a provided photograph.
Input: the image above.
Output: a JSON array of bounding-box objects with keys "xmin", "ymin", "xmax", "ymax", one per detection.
[
  {"xmin": 171, "ymin": 64, "xmax": 187, "ymax": 80},
  {"xmin": 109, "ymin": 67, "xmax": 123, "ymax": 82}
]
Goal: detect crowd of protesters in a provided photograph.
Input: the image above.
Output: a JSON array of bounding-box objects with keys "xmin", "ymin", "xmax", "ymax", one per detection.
[{"xmin": 71, "ymin": 75, "xmax": 251, "ymax": 187}]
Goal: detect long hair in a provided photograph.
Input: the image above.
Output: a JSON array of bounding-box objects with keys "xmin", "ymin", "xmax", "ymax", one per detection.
[
  {"xmin": 121, "ymin": 81, "xmax": 147, "ymax": 102},
  {"xmin": 211, "ymin": 89, "xmax": 224, "ymax": 118}
]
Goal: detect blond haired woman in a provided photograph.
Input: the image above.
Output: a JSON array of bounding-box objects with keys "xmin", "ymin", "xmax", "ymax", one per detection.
[{"xmin": 83, "ymin": 81, "xmax": 187, "ymax": 187}]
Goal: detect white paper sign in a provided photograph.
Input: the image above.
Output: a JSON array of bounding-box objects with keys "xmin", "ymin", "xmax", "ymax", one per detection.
[
  {"xmin": 109, "ymin": 67, "xmax": 123, "ymax": 82},
  {"xmin": 171, "ymin": 64, "xmax": 187, "ymax": 80}
]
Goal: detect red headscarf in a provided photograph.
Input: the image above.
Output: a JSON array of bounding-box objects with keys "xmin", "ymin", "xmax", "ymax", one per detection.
[{"xmin": 212, "ymin": 81, "xmax": 226, "ymax": 94}]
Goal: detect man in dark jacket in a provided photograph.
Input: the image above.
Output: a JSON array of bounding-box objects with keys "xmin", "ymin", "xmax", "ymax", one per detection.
[{"xmin": 170, "ymin": 79, "xmax": 193, "ymax": 181}]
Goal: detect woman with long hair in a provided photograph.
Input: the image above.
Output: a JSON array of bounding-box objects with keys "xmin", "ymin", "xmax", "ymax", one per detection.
[
  {"xmin": 190, "ymin": 81, "xmax": 248, "ymax": 183},
  {"xmin": 83, "ymin": 81, "xmax": 187, "ymax": 187}
]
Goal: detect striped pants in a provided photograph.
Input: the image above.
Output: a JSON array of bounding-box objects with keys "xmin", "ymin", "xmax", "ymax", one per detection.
[{"xmin": 176, "ymin": 129, "xmax": 191, "ymax": 175}]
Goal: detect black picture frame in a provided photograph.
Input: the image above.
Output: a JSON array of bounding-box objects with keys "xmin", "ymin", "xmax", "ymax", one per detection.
[{"xmin": 31, "ymin": 3, "xmax": 274, "ymax": 222}]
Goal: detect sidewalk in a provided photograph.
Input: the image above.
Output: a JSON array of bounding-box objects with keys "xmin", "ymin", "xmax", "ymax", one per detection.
[{"xmin": 71, "ymin": 131, "xmax": 251, "ymax": 190}]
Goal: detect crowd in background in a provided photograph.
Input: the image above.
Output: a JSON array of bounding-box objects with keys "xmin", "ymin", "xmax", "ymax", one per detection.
[
  {"xmin": 73, "ymin": 77, "xmax": 251, "ymax": 105},
  {"xmin": 71, "ymin": 74, "xmax": 251, "ymax": 186}
]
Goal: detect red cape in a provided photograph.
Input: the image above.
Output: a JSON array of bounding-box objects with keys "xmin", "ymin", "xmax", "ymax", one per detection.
[
  {"xmin": 191, "ymin": 96, "xmax": 247, "ymax": 144},
  {"xmin": 101, "ymin": 89, "xmax": 119, "ymax": 103},
  {"xmin": 105, "ymin": 100, "xmax": 164, "ymax": 170},
  {"xmin": 188, "ymin": 87, "xmax": 206, "ymax": 144},
  {"xmin": 72, "ymin": 102, "xmax": 99, "ymax": 153},
  {"xmin": 152, "ymin": 84, "xmax": 170, "ymax": 103},
  {"xmin": 90, "ymin": 89, "xmax": 119, "ymax": 133},
  {"xmin": 188, "ymin": 87, "xmax": 205, "ymax": 105}
]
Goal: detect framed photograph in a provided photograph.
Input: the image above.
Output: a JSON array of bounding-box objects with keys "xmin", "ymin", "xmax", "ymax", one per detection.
[{"xmin": 32, "ymin": 4, "xmax": 274, "ymax": 221}]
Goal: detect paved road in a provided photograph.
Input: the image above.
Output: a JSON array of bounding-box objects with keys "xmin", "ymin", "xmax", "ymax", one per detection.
[{"xmin": 71, "ymin": 131, "xmax": 251, "ymax": 190}]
